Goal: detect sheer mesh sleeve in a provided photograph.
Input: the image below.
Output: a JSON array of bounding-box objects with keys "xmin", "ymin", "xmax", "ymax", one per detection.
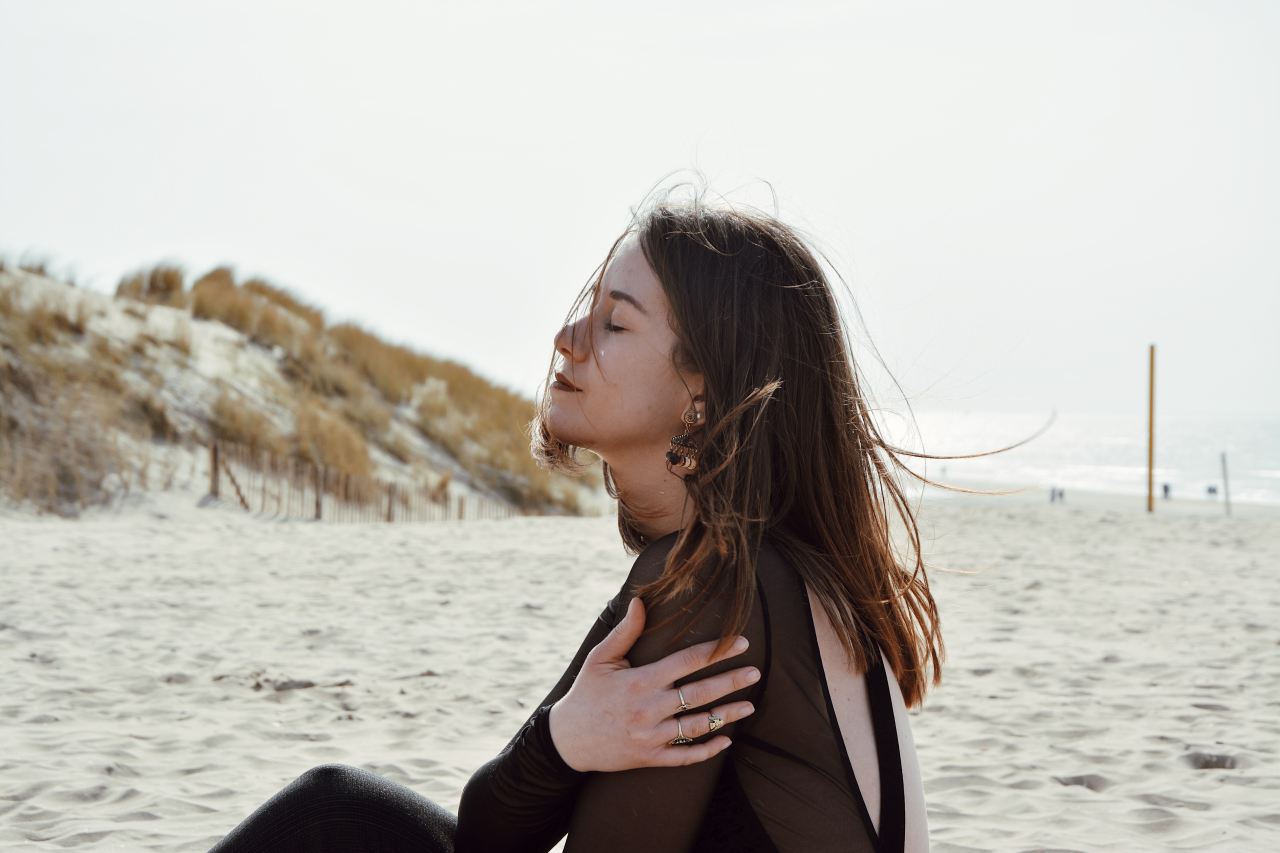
[
  {"xmin": 562, "ymin": 537, "xmax": 769, "ymax": 853},
  {"xmin": 458, "ymin": 533, "xmax": 771, "ymax": 853}
]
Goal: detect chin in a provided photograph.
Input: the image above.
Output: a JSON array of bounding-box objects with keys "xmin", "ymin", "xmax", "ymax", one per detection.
[{"xmin": 545, "ymin": 413, "xmax": 593, "ymax": 452}]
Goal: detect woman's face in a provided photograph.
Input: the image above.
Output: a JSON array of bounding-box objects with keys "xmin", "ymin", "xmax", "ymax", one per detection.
[{"xmin": 549, "ymin": 233, "xmax": 702, "ymax": 461}]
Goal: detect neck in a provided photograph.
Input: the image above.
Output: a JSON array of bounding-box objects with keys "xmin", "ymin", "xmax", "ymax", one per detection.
[{"xmin": 605, "ymin": 446, "xmax": 693, "ymax": 541}]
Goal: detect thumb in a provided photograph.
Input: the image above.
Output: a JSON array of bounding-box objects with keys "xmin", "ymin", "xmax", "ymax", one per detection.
[{"xmin": 595, "ymin": 596, "xmax": 645, "ymax": 661}]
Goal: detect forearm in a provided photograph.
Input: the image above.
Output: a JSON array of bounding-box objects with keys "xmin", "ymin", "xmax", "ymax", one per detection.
[{"xmin": 456, "ymin": 703, "xmax": 589, "ymax": 853}]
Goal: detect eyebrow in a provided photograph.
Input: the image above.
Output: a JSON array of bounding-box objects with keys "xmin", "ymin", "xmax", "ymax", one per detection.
[{"xmin": 607, "ymin": 289, "xmax": 648, "ymax": 316}]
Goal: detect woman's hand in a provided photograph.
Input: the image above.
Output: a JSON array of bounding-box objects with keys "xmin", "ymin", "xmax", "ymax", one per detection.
[{"xmin": 546, "ymin": 596, "xmax": 759, "ymax": 773}]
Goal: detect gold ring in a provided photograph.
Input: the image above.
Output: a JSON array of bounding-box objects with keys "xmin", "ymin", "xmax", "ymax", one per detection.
[
  {"xmin": 668, "ymin": 716, "xmax": 692, "ymax": 746},
  {"xmin": 676, "ymin": 685, "xmax": 692, "ymax": 713},
  {"xmin": 707, "ymin": 712, "xmax": 724, "ymax": 733}
]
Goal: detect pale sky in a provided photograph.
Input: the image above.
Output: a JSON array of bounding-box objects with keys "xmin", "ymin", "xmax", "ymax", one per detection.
[{"xmin": 2, "ymin": 0, "xmax": 1276, "ymax": 420}]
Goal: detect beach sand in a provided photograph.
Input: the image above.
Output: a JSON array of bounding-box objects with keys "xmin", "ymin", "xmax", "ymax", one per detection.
[{"xmin": 1, "ymin": 486, "xmax": 1277, "ymax": 851}]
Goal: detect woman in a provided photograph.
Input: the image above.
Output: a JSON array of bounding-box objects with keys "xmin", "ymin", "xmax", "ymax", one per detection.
[{"xmin": 210, "ymin": 186, "xmax": 969, "ymax": 852}]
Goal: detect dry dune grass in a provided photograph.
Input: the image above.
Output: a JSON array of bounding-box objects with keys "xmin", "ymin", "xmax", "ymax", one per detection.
[
  {"xmin": 340, "ymin": 393, "xmax": 392, "ymax": 441},
  {"xmin": 116, "ymin": 264, "xmax": 188, "ymax": 308},
  {"xmin": 321, "ymin": 322, "xmax": 590, "ymax": 507},
  {"xmin": 190, "ymin": 267, "xmax": 252, "ymax": 329},
  {"xmin": 169, "ymin": 316, "xmax": 193, "ymax": 356},
  {"xmin": 6, "ymin": 297, "xmax": 89, "ymax": 345},
  {"xmin": 126, "ymin": 392, "xmax": 181, "ymax": 444},
  {"xmin": 210, "ymin": 390, "xmax": 374, "ymax": 482},
  {"xmin": 380, "ymin": 431, "xmax": 415, "ymax": 464},
  {"xmin": 293, "ymin": 398, "xmax": 372, "ymax": 479},
  {"xmin": 413, "ymin": 366, "xmax": 587, "ymax": 510},
  {"xmin": 122, "ymin": 263, "xmax": 326, "ymax": 352},
  {"xmin": 0, "ymin": 389, "xmax": 126, "ymax": 515},
  {"xmin": 90, "ymin": 332, "xmax": 128, "ymax": 369},
  {"xmin": 130, "ymin": 331, "xmax": 163, "ymax": 357},
  {"xmin": 3, "ymin": 258, "xmax": 596, "ymax": 516},
  {"xmin": 243, "ymin": 277, "xmax": 325, "ymax": 331},
  {"xmin": 416, "ymin": 381, "xmax": 467, "ymax": 463},
  {"xmin": 328, "ymin": 323, "xmax": 431, "ymax": 405},
  {"xmin": 0, "ymin": 300, "xmax": 185, "ymax": 515},
  {"xmin": 210, "ymin": 390, "xmax": 287, "ymax": 455},
  {"xmin": 289, "ymin": 351, "xmax": 365, "ymax": 400},
  {"xmin": 190, "ymin": 267, "xmax": 320, "ymax": 358}
]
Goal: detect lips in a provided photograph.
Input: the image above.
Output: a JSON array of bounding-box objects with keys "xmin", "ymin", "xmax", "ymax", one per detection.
[{"xmin": 554, "ymin": 371, "xmax": 580, "ymax": 391}]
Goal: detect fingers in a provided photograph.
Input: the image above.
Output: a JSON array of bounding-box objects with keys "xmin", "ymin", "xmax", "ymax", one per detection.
[
  {"xmin": 667, "ymin": 665, "xmax": 761, "ymax": 713},
  {"xmin": 646, "ymin": 634, "xmax": 750, "ymax": 686},
  {"xmin": 663, "ymin": 701, "xmax": 755, "ymax": 745},
  {"xmin": 589, "ymin": 596, "xmax": 645, "ymax": 663},
  {"xmin": 656, "ymin": 735, "xmax": 732, "ymax": 766},
  {"xmin": 655, "ymin": 701, "xmax": 752, "ymax": 768}
]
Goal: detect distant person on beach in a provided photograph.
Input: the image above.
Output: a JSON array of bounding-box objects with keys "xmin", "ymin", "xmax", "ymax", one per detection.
[
  {"xmin": 1162, "ymin": 483, "xmax": 1171, "ymax": 500},
  {"xmin": 208, "ymin": 185, "xmax": 987, "ymax": 852}
]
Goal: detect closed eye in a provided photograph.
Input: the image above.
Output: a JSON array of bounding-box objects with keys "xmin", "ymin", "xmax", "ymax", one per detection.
[{"xmin": 603, "ymin": 321, "xmax": 625, "ymax": 332}]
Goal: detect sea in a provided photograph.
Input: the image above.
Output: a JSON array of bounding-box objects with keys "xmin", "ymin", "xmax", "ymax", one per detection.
[{"xmin": 876, "ymin": 409, "xmax": 1280, "ymax": 507}]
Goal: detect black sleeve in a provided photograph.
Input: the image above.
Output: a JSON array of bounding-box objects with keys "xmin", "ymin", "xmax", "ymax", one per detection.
[
  {"xmin": 561, "ymin": 546, "xmax": 768, "ymax": 853},
  {"xmin": 454, "ymin": 585, "xmax": 623, "ymax": 853}
]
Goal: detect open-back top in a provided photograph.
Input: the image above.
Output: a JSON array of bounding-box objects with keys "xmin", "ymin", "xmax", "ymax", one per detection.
[{"xmin": 457, "ymin": 529, "xmax": 908, "ymax": 853}]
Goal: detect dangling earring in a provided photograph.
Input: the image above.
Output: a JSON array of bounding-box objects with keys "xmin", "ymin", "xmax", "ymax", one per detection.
[{"xmin": 665, "ymin": 408, "xmax": 702, "ymax": 472}]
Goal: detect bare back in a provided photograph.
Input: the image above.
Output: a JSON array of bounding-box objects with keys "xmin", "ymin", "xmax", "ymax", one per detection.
[{"xmin": 807, "ymin": 585, "xmax": 930, "ymax": 852}]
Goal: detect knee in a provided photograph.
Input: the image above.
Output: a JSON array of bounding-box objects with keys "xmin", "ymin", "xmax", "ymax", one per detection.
[{"xmin": 292, "ymin": 763, "xmax": 367, "ymax": 797}]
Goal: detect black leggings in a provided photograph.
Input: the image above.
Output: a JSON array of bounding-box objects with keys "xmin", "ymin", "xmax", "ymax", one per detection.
[{"xmin": 208, "ymin": 764, "xmax": 456, "ymax": 852}]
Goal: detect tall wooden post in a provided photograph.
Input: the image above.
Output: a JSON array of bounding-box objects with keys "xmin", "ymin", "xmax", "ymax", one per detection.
[
  {"xmin": 1147, "ymin": 344, "xmax": 1155, "ymax": 513},
  {"xmin": 210, "ymin": 442, "xmax": 220, "ymax": 498},
  {"xmin": 1221, "ymin": 451, "xmax": 1232, "ymax": 517}
]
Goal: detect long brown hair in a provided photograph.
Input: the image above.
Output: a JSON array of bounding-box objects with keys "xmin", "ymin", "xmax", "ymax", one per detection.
[{"xmin": 530, "ymin": 181, "xmax": 1048, "ymax": 708}]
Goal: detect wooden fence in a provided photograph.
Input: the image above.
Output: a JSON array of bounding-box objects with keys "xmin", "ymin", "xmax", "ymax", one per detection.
[{"xmin": 208, "ymin": 440, "xmax": 520, "ymax": 522}]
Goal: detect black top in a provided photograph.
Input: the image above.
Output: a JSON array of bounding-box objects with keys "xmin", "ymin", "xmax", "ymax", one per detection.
[{"xmin": 456, "ymin": 530, "xmax": 906, "ymax": 853}]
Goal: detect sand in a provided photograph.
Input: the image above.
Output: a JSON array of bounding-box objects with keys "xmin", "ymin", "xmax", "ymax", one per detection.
[{"xmin": 1, "ymin": 486, "xmax": 1277, "ymax": 851}]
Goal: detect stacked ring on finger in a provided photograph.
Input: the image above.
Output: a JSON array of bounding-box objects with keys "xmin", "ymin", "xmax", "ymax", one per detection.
[
  {"xmin": 670, "ymin": 685, "xmax": 693, "ymax": 745},
  {"xmin": 666, "ymin": 708, "xmax": 735, "ymax": 746}
]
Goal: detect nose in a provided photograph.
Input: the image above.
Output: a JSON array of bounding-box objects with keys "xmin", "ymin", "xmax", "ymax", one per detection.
[{"xmin": 554, "ymin": 314, "xmax": 590, "ymax": 363}]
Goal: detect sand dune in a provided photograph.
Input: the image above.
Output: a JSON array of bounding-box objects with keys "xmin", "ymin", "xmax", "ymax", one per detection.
[{"xmin": 1, "ymin": 488, "xmax": 1277, "ymax": 851}]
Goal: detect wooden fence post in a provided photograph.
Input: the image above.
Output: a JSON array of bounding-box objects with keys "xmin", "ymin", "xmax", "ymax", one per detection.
[
  {"xmin": 210, "ymin": 442, "xmax": 220, "ymax": 498},
  {"xmin": 386, "ymin": 483, "xmax": 395, "ymax": 522},
  {"xmin": 314, "ymin": 463, "xmax": 323, "ymax": 520}
]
